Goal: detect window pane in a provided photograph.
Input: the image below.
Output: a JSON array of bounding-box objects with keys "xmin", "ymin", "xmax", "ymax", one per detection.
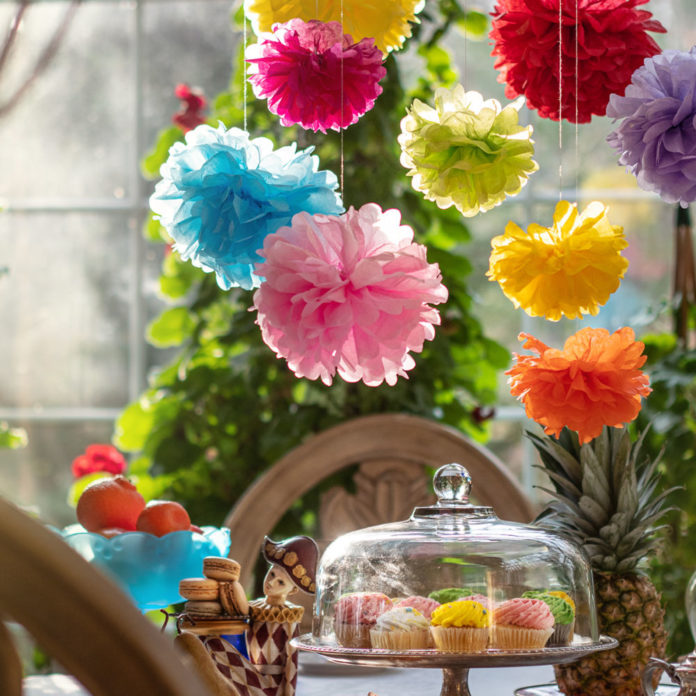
[
  {"xmin": 141, "ymin": 1, "xmax": 240, "ymax": 147},
  {"xmin": 0, "ymin": 212, "xmax": 131, "ymax": 408},
  {"xmin": 0, "ymin": 2, "xmax": 135, "ymax": 201},
  {"xmin": 0, "ymin": 421, "xmax": 116, "ymax": 527}
]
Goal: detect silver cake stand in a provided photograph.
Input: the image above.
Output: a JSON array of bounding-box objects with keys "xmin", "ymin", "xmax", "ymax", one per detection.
[{"xmin": 293, "ymin": 634, "xmax": 618, "ymax": 696}]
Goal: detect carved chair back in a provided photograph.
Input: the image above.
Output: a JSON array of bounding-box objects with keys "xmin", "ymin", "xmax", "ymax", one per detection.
[{"xmin": 225, "ymin": 414, "xmax": 535, "ymax": 605}]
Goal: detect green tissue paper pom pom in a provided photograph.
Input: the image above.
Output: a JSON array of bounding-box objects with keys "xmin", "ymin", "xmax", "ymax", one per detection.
[{"xmin": 398, "ymin": 85, "xmax": 538, "ymax": 218}]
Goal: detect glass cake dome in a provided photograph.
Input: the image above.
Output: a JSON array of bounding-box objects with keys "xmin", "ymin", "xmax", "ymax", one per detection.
[{"xmin": 311, "ymin": 462, "xmax": 599, "ymax": 652}]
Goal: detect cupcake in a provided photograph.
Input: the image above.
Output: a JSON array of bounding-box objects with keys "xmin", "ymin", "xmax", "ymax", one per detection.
[
  {"xmin": 334, "ymin": 592, "xmax": 393, "ymax": 648},
  {"xmin": 369, "ymin": 606, "xmax": 432, "ymax": 649},
  {"xmin": 522, "ymin": 591, "xmax": 575, "ymax": 645},
  {"xmin": 430, "ymin": 600, "xmax": 490, "ymax": 652},
  {"xmin": 395, "ymin": 595, "xmax": 440, "ymax": 620},
  {"xmin": 463, "ymin": 593, "xmax": 491, "ymax": 609},
  {"xmin": 490, "ymin": 597, "xmax": 554, "ymax": 649},
  {"xmin": 428, "ymin": 587, "xmax": 477, "ymax": 604}
]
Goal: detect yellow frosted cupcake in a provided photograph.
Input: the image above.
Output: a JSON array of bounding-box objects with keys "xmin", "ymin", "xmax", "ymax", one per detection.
[{"xmin": 430, "ymin": 600, "xmax": 490, "ymax": 652}]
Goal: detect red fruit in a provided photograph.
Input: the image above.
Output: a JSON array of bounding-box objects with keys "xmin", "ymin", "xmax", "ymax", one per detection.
[
  {"xmin": 76, "ymin": 475, "xmax": 145, "ymax": 532},
  {"xmin": 135, "ymin": 500, "xmax": 191, "ymax": 537},
  {"xmin": 189, "ymin": 524, "xmax": 204, "ymax": 534}
]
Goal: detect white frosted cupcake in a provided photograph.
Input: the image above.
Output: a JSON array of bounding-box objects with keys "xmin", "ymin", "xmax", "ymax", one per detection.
[{"xmin": 369, "ymin": 606, "xmax": 432, "ymax": 650}]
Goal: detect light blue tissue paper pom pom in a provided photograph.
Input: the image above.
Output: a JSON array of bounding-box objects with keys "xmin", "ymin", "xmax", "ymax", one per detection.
[{"xmin": 150, "ymin": 123, "xmax": 344, "ymax": 290}]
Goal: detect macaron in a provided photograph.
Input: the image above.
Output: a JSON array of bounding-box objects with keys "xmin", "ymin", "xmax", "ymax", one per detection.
[
  {"xmin": 203, "ymin": 556, "xmax": 241, "ymax": 582},
  {"xmin": 219, "ymin": 581, "xmax": 248, "ymax": 616},
  {"xmin": 179, "ymin": 577, "xmax": 220, "ymax": 601},
  {"xmin": 184, "ymin": 600, "xmax": 224, "ymax": 618}
]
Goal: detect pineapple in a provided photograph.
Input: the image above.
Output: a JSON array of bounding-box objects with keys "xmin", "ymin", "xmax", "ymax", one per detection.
[{"xmin": 530, "ymin": 425, "xmax": 675, "ymax": 696}]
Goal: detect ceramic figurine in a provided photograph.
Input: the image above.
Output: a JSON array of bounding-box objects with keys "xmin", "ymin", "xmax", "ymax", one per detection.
[{"xmin": 176, "ymin": 535, "xmax": 318, "ymax": 696}]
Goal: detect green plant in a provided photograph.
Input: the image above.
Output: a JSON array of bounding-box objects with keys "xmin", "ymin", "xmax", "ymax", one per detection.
[
  {"xmin": 115, "ymin": 3, "xmax": 508, "ymax": 536},
  {"xmin": 637, "ymin": 332, "xmax": 696, "ymax": 657},
  {"xmin": 0, "ymin": 421, "xmax": 27, "ymax": 450}
]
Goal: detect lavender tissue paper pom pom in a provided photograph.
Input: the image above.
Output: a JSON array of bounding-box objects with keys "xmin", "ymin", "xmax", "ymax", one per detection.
[
  {"xmin": 150, "ymin": 123, "xmax": 343, "ymax": 290},
  {"xmin": 607, "ymin": 48, "xmax": 696, "ymax": 207}
]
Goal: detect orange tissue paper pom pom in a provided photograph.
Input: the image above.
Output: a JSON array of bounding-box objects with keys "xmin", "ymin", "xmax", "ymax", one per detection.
[{"xmin": 507, "ymin": 327, "xmax": 651, "ymax": 445}]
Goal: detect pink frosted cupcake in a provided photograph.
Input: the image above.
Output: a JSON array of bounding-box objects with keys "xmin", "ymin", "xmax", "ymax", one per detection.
[
  {"xmin": 334, "ymin": 592, "xmax": 393, "ymax": 648},
  {"xmin": 395, "ymin": 595, "xmax": 441, "ymax": 620},
  {"xmin": 464, "ymin": 593, "xmax": 491, "ymax": 610},
  {"xmin": 491, "ymin": 598, "xmax": 554, "ymax": 649}
]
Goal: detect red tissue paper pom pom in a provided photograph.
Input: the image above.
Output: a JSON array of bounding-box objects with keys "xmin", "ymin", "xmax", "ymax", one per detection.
[{"xmin": 490, "ymin": 0, "xmax": 665, "ymax": 123}]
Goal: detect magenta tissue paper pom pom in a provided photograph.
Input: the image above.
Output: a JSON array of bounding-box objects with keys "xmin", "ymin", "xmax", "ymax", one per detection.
[
  {"xmin": 253, "ymin": 204, "xmax": 449, "ymax": 387},
  {"xmin": 246, "ymin": 19, "xmax": 387, "ymax": 133}
]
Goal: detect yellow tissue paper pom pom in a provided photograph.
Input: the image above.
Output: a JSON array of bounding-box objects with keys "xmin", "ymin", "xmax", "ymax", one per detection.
[
  {"xmin": 398, "ymin": 85, "xmax": 538, "ymax": 218},
  {"xmin": 244, "ymin": 0, "xmax": 424, "ymax": 54},
  {"xmin": 487, "ymin": 200, "xmax": 628, "ymax": 321}
]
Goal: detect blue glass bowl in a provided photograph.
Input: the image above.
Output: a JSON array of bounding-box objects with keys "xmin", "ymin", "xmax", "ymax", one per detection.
[{"xmin": 60, "ymin": 525, "xmax": 231, "ymax": 611}]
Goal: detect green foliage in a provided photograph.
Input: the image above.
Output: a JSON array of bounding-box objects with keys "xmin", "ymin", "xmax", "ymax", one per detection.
[
  {"xmin": 0, "ymin": 421, "xmax": 27, "ymax": 449},
  {"xmin": 147, "ymin": 307, "xmax": 196, "ymax": 348},
  {"xmin": 457, "ymin": 10, "xmax": 489, "ymax": 39},
  {"xmin": 116, "ymin": 2, "xmax": 509, "ymax": 538},
  {"xmin": 637, "ymin": 333, "xmax": 696, "ymax": 656},
  {"xmin": 141, "ymin": 126, "xmax": 183, "ymax": 179}
]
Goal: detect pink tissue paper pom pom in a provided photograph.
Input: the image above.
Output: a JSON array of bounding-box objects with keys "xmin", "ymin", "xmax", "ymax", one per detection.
[
  {"xmin": 253, "ymin": 203, "xmax": 449, "ymax": 387},
  {"xmin": 246, "ymin": 18, "xmax": 387, "ymax": 133}
]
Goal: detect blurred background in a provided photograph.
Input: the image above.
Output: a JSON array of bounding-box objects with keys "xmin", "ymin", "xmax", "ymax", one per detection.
[{"xmin": 1, "ymin": 0, "xmax": 692, "ymax": 523}]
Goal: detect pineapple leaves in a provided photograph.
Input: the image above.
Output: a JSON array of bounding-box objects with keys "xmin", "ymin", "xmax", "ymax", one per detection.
[
  {"xmin": 579, "ymin": 495, "xmax": 610, "ymax": 528},
  {"xmin": 599, "ymin": 517, "xmax": 626, "ymax": 547},
  {"xmin": 533, "ymin": 465, "xmax": 582, "ymax": 499},
  {"xmin": 527, "ymin": 430, "xmax": 582, "ymax": 486},
  {"xmin": 529, "ymin": 424, "xmax": 676, "ymax": 575},
  {"xmin": 580, "ymin": 444, "xmax": 612, "ymax": 513}
]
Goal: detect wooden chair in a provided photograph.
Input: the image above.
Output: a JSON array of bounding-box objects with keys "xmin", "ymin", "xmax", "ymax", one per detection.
[
  {"xmin": 225, "ymin": 413, "xmax": 535, "ymax": 589},
  {"xmin": 0, "ymin": 495, "xmax": 218, "ymax": 696}
]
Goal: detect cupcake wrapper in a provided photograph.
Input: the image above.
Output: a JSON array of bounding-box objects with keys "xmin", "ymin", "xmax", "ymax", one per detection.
[
  {"xmin": 430, "ymin": 626, "xmax": 489, "ymax": 652},
  {"xmin": 335, "ymin": 622, "xmax": 372, "ymax": 649},
  {"xmin": 547, "ymin": 620, "xmax": 574, "ymax": 647},
  {"xmin": 369, "ymin": 628, "xmax": 432, "ymax": 650},
  {"xmin": 490, "ymin": 625, "xmax": 554, "ymax": 650}
]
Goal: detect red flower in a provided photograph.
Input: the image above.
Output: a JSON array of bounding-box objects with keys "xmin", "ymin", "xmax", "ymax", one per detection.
[
  {"xmin": 72, "ymin": 444, "xmax": 127, "ymax": 479},
  {"xmin": 172, "ymin": 83, "xmax": 207, "ymax": 132},
  {"xmin": 490, "ymin": 0, "xmax": 665, "ymax": 123}
]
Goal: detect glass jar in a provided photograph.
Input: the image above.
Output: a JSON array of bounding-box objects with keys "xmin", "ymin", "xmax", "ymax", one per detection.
[{"xmin": 312, "ymin": 463, "xmax": 598, "ymax": 652}]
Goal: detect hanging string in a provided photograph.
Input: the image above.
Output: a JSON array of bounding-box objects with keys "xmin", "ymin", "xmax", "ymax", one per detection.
[
  {"xmin": 340, "ymin": 0, "xmax": 345, "ymax": 198},
  {"xmin": 463, "ymin": 0, "xmax": 467, "ymax": 88},
  {"xmin": 575, "ymin": 0, "xmax": 579, "ymax": 199},
  {"xmin": 243, "ymin": 8, "xmax": 248, "ymax": 131},
  {"xmin": 558, "ymin": 0, "xmax": 563, "ymax": 200}
]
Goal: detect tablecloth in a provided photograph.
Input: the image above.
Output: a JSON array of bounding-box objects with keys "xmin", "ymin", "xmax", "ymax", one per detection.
[{"xmin": 23, "ymin": 661, "xmax": 557, "ymax": 696}]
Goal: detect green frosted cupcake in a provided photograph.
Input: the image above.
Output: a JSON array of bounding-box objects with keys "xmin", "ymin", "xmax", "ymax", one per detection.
[
  {"xmin": 428, "ymin": 588, "xmax": 476, "ymax": 604},
  {"xmin": 522, "ymin": 590, "xmax": 575, "ymax": 645}
]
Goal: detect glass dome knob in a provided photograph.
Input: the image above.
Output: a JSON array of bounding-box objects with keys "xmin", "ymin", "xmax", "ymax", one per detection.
[{"xmin": 433, "ymin": 463, "xmax": 472, "ymax": 505}]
